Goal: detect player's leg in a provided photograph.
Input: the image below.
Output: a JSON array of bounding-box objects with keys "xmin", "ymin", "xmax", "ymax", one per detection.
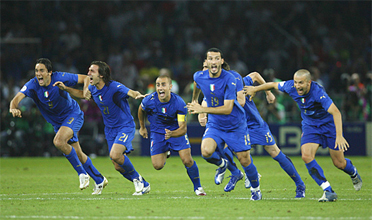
[
  {"xmin": 54, "ymin": 126, "xmax": 89, "ymax": 189},
  {"xmin": 179, "ymin": 148, "xmax": 205, "ymax": 195},
  {"xmin": 302, "ymin": 143, "xmax": 337, "ymax": 202},
  {"xmin": 151, "ymin": 153, "xmax": 168, "ymax": 170},
  {"xmin": 264, "ymin": 144, "xmax": 305, "ymax": 197},
  {"xmin": 236, "ymin": 150, "xmax": 261, "ymax": 200},
  {"xmin": 222, "ymin": 146, "xmax": 243, "ymax": 192},
  {"xmin": 329, "ymin": 149, "xmax": 362, "ymax": 191}
]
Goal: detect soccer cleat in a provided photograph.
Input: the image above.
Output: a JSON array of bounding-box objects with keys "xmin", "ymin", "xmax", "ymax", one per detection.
[
  {"xmin": 295, "ymin": 185, "xmax": 306, "ymax": 198},
  {"xmin": 195, "ymin": 187, "xmax": 206, "ymax": 196},
  {"xmin": 166, "ymin": 151, "xmax": 171, "ymax": 158},
  {"xmin": 245, "ymin": 173, "xmax": 262, "ymax": 188},
  {"xmin": 132, "ymin": 176, "xmax": 150, "ymax": 196},
  {"xmin": 351, "ymin": 171, "xmax": 362, "ymax": 191},
  {"xmin": 92, "ymin": 177, "xmax": 108, "ymax": 195},
  {"xmin": 318, "ymin": 191, "xmax": 338, "ymax": 202},
  {"xmin": 224, "ymin": 171, "xmax": 244, "ymax": 192},
  {"xmin": 79, "ymin": 173, "xmax": 90, "ymax": 190},
  {"xmin": 214, "ymin": 159, "xmax": 228, "ymax": 185},
  {"xmin": 250, "ymin": 190, "xmax": 262, "ymax": 201}
]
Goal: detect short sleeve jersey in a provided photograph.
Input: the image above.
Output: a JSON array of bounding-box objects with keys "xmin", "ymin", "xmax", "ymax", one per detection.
[
  {"xmin": 243, "ymin": 75, "xmax": 265, "ymax": 127},
  {"xmin": 193, "ymin": 69, "xmax": 246, "ymax": 131},
  {"xmin": 89, "ymin": 80, "xmax": 135, "ymax": 129},
  {"xmin": 278, "ymin": 80, "xmax": 334, "ymax": 126},
  {"xmin": 20, "ymin": 71, "xmax": 82, "ymax": 126},
  {"xmin": 141, "ymin": 92, "xmax": 187, "ymax": 134}
]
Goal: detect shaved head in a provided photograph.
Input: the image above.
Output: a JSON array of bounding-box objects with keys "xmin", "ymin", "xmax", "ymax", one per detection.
[{"xmin": 294, "ymin": 69, "xmax": 311, "ymax": 82}]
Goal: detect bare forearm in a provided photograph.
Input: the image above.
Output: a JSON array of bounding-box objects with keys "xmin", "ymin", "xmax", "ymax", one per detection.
[
  {"xmin": 191, "ymin": 82, "xmax": 201, "ymax": 102},
  {"xmin": 138, "ymin": 107, "xmax": 146, "ymax": 128},
  {"xmin": 65, "ymin": 87, "xmax": 84, "ymax": 99},
  {"xmin": 253, "ymin": 82, "xmax": 278, "ymax": 93}
]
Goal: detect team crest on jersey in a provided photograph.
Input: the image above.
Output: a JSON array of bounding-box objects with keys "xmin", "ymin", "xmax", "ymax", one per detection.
[
  {"xmin": 162, "ymin": 107, "xmax": 167, "ymax": 113},
  {"xmin": 99, "ymin": 95, "xmax": 102, "ymax": 101},
  {"xmin": 44, "ymin": 91, "xmax": 49, "ymax": 98},
  {"xmin": 301, "ymin": 98, "xmax": 306, "ymax": 103},
  {"xmin": 210, "ymin": 84, "xmax": 215, "ymax": 92}
]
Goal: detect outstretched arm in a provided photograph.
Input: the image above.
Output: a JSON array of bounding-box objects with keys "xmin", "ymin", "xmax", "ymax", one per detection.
[
  {"xmin": 9, "ymin": 92, "xmax": 26, "ymax": 118},
  {"xmin": 248, "ymin": 72, "xmax": 275, "ymax": 103},
  {"xmin": 128, "ymin": 90, "xmax": 147, "ymax": 99},
  {"xmin": 243, "ymin": 82, "xmax": 279, "ymax": 101},
  {"xmin": 327, "ymin": 103, "xmax": 349, "ymax": 152},
  {"xmin": 187, "ymin": 99, "xmax": 234, "ymax": 115},
  {"xmin": 77, "ymin": 74, "xmax": 91, "ymax": 100},
  {"xmin": 53, "ymin": 81, "xmax": 84, "ymax": 99}
]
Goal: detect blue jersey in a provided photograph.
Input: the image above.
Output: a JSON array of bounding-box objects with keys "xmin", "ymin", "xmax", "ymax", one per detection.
[
  {"xmin": 141, "ymin": 92, "xmax": 187, "ymax": 134},
  {"xmin": 89, "ymin": 81, "xmax": 135, "ymax": 129},
  {"xmin": 20, "ymin": 72, "xmax": 82, "ymax": 126},
  {"xmin": 194, "ymin": 69, "xmax": 246, "ymax": 131},
  {"xmin": 278, "ymin": 80, "xmax": 334, "ymax": 126},
  {"xmin": 243, "ymin": 76, "xmax": 265, "ymax": 127}
]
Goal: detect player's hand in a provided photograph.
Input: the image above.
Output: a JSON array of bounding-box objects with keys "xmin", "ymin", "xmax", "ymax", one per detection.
[
  {"xmin": 53, "ymin": 81, "xmax": 66, "ymax": 90},
  {"xmin": 9, "ymin": 108, "xmax": 22, "ymax": 118},
  {"xmin": 198, "ymin": 115, "xmax": 208, "ymax": 127},
  {"xmin": 139, "ymin": 127, "xmax": 148, "ymax": 139},
  {"xmin": 83, "ymin": 89, "xmax": 91, "ymax": 100},
  {"xmin": 243, "ymin": 86, "xmax": 256, "ymax": 101},
  {"xmin": 135, "ymin": 93, "xmax": 148, "ymax": 99},
  {"xmin": 335, "ymin": 136, "xmax": 349, "ymax": 152},
  {"xmin": 266, "ymin": 91, "xmax": 276, "ymax": 104},
  {"xmin": 165, "ymin": 129, "xmax": 172, "ymax": 140},
  {"xmin": 187, "ymin": 101, "xmax": 203, "ymax": 114}
]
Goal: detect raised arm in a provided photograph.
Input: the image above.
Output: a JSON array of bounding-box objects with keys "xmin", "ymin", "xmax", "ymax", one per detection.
[
  {"xmin": 9, "ymin": 92, "xmax": 26, "ymax": 118},
  {"xmin": 128, "ymin": 90, "xmax": 147, "ymax": 99},
  {"xmin": 327, "ymin": 103, "xmax": 349, "ymax": 152},
  {"xmin": 191, "ymin": 81, "xmax": 201, "ymax": 103},
  {"xmin": 78, "ymin": 74, "xmax": 91, "ymax": 100}
]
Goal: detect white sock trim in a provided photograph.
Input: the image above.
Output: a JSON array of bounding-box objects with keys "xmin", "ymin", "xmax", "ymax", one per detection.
[
  {"xmin": 251, "ymin": 186, "xmax": 260, "ymax": 192},
  {"xmin": 320, "ymin": 181, "xmax": 330, "ymax": 190},
  {"xmin": 219, "ymin": 159, "xmax": 226, "ymax": 168}
]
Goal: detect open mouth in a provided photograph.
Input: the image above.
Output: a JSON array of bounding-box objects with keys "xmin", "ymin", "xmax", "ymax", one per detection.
[
  {"xmin": 37, "ymin": 77, "xmax": 44, "ymax": 84},
  {"xmin": 89, "ymin": 77, "xmax": 93, "ymax": 84},
  {"xmin": 211, "ymin": 65, "xmax": 218, "ymax": 72},
  {"xmin": 158, "ymin": 91, "xmax": 165, "ymax": 98}
]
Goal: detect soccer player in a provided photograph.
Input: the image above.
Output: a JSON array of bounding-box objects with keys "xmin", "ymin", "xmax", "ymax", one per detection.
[
  {"xmin": 244, "ymin": 69, "xmax": 362, "ymax": 202},
  {"xmin": 242, "ymin": 71, "xmax": 306, "ymax": 198},
  {"xmin": 9, "ymin": 58, "xmax": 107, "ymax": 194},
  {"xmin": 198, "ymin": 61, "xmax": 248, "ymax": 193},
  {"xmin": 138, "ymin": 75, "xmax": 206, "ymax": 196},
  {"xmin": 187, "ymin": 48, "xmax": 261, "ymax": 200},
  {"xmin": 54, "ymin": 61, "xmax": 150, "ymax": 196}
]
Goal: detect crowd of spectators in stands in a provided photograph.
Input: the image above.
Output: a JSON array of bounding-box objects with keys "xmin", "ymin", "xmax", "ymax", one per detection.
[{"xmin": 1, "ymin": 1, "xmax": 371, "ymax": 157}]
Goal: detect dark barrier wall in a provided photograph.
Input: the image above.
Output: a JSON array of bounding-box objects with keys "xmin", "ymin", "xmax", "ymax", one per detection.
[{"xmin": 140, "ymin": 122, "xmax": 368, "ymax": 156}]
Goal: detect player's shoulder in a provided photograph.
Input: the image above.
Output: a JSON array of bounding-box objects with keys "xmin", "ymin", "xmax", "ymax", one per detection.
[
  {"xmin": 243, "ymin": 75, "xmax": 253, "ymax": 86},
  {"xmin": 194, "ymin": 70, "xmax": 206, "ymax": 79},
  {"xmin": 171, "ymin": 93, "xmax": 186, "ymax": 104},
  {"xmin": 143, "ymin": 92, "xmax": 157, "ymax": 102}
]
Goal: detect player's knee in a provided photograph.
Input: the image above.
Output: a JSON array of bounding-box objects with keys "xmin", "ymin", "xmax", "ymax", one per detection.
[
  {"xmin": 182, "ymin": 158, "xmax": 194, "ymax": 167},
  {"xmin": 201, "ymin": 148, "xmax": 213, "ymax": 158},
  {"xmin": 109, "ymin": 152, "xmax": 121, "ymax": 163},
  {"xmin": 332, "ymin": 159, "xmax": 346, "ymax": 169},
  {"xmin": 53, "ymin": 137, "xmax": 65, "ymax": 149},
  {"xmin": 301, "ymin": 153, "xmax": 313, "ymax": 163},
  {"xmin": 153, "ymin": 163, "xmax": 164, "ymax": 170}
]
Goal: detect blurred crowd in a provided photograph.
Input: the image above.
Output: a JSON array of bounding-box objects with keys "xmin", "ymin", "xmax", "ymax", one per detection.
[{"xmin": 1, "ymin": 1, "xmax": 371, "ymax": 157}]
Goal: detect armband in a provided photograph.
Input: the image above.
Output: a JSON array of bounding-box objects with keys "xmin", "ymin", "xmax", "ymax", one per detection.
[{"xmin": 177, "ymin": 114, "xmax": 185, "ymax": 122}]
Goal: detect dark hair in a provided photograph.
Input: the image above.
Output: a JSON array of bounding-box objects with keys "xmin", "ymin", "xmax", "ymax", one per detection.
[
  {"xmin": 36, "ymin": 58, "xmax": 53, "ymax": 72},
  {"xmin": 90, "ymin": 61, "xmax": 112, "ymax": 84},
  {"xmin": 222, "ymin": 61, "xmax": 230, "ymax": 71},
  {"xmin": 205, "ymin": 47, "xmax": 224, "ymax": 59}
]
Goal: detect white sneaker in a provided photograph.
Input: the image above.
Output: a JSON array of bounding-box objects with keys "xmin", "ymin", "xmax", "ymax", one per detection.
[
  {"xmin": 79, "ymin": 173, "xmax": 90, "ymax": 190},
  {"xmin": 351, "ymin": 171, "xmax": 362, "ymax": 191},
  {"xmin": 133, "ymin": 183, "xmax": 151, "ymax": 196},
  {"xmin": 133, "ymin": 175, "xmax": 144, "ymax": 194},
  {"xmin": 245, "ymin": 173, "xmax": 262, "ymax": 188},
  {"xmin": 92, "ymin": 177, "xmax": 108, "ymax": 195},
  {"xmin": 195, "ymin": 187, "xmax": 206, "ymax": 196}
]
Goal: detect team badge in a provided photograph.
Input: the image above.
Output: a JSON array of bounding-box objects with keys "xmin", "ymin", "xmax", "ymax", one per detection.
[
  {"xmin": 99, "ymin": 95, "xmax": 102, "ymax": 101},
  {"xmin": 162, "ymin": 107, "xmax": 167, "ymax": 113},
  {"xmin": 301, "ymin": 98, "xmax": 305, "ymax": 103},
  {"xmin": 210, "ymin": 84, "xmax": 215, "ymax": 92},
  {"xmin": 44, "ymin": 91, "xmax": 49, "ymax": 98}
]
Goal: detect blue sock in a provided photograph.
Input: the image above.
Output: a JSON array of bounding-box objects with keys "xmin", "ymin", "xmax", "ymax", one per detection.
[
  {"xmin": 202, "ymin": 151, "xmax": 223, "ymax": 166},
  {"xmin": 343, "ymin": 158, "xmax": 356, "ymax": 176},
  {"xmin": 305, "ymin": 160, "xmax": 333, "ymax": 192},
  {"xmin": 64, "ymin": 147, "xmax": 86, "ymax": 175},
  {"xmin": 243, "ymin": 162, "xmax": 259, "ymax": 188},
  {"xmin": 186, "ymin": 161, "xmax": 201, "ymax": 191},
  {"xmin": 273, "ymin": 151, "xmax": 304, "ymax": 186},
  {"xmin": 223, "ymin": 147, "xmax": 240, "ymax": 176},
  {"xmin": 120, "ymin": 155, "xmax": 140, "ymax": 182},
  {"xmin": 83, "ymin": 157, "xmax": 104, "ymax": 184}
]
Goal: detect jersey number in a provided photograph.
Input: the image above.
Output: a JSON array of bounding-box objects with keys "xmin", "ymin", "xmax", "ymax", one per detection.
[
  {"xmin": 211, "ymin": 97, "xmax": 219, "ymax": 107},
  {"xmin": 265, "ymin": 132, "xmax": 273, "ymax": 143},
  {"xmin": 119, "ymin": 133, "xmax": 129, "ymax": 143},
  {"xmin": 244, "ymin": 134, "xmax": 250, "ymax": 146},
  {"xmin": 67, "ymin": 117, "xmax": 74, "ymax": 125},
  {"xmin": 103, "ymin": 106, "xmax": 109, "ymax": 115}
]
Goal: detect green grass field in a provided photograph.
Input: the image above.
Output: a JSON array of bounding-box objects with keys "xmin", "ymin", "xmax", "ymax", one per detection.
[{"xmin": 0, "ymin": 156, "xmax": 371, "ymax": 219}]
